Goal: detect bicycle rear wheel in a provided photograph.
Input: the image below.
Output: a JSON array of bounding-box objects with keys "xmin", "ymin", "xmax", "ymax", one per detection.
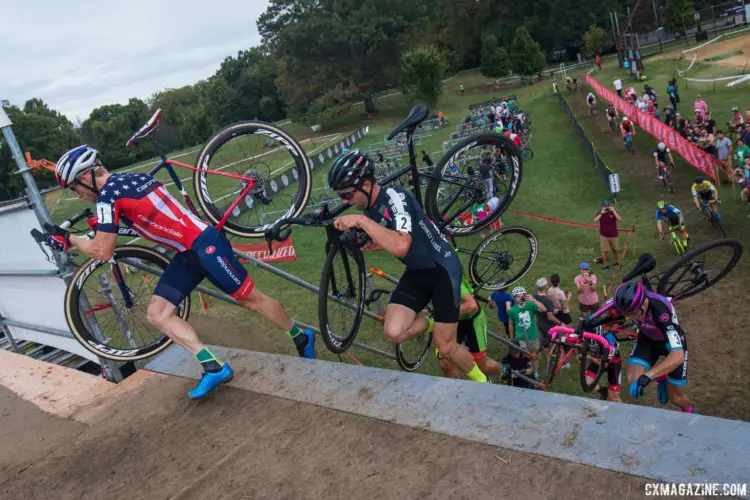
[
  {"xmin": 425, "ymin": 133, "xmax": 523, "ymax": 236},
  {"xmin": 579, "ymin": 338, "xmax": 606, "ymax": 393},
  {"xmin": 318, "ymin": 243, "xmax": 367, "ymax": 354},
  {"xmin": 65, "ymin": 246, "xmax": 187, "ymax": 361},
  {"xmin": 394, "ymin": 332, "xmax": 433, "ymax": 372},
  {"xmin": 193, "ymin": 121, "xmax": 312, "ymax": 238},
  {"xmin": 657, "ymin": 238, "xmax": 742, "ymax": 301},
  {"xmin": 468, "ymin": 226, "xmax": 539, "ymax": 290}
]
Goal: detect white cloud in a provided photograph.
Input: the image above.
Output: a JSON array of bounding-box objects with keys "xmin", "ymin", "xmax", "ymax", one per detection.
[{"xmin": 0, "ymin": 0, "xmax": 270, "ymax": 121}]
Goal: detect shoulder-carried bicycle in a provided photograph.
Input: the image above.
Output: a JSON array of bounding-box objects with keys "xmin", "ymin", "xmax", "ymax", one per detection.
[
  {"xmin": 30, "ymin": 111, "xmax": 315, "ymax": 361},
  {"xmin": 267, "ymin": 104, "xmax": 535, "ymax": 365},
  {"xmin": 545, "ymin": 241, "xmax": 742, "ymax": 392}
]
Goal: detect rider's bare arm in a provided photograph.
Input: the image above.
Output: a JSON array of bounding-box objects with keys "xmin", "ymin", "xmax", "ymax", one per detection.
[
  {"xmin": 459, "ymin": 293, "xmax": 479, "ymax": 317},
  {"xmin": 647, "ymin": 349, "xmax": 685, "ymax": 380},
  {"xmin": 69, "ymin": 232, "xmax": 118, "ymax": 261},
  {"xmin": 357, "ymin": 216, "xmax": 412, "ymax": 258},
  {"xmin": 656, "ymin": 221, "xmax": 663, "ymax": 237}
]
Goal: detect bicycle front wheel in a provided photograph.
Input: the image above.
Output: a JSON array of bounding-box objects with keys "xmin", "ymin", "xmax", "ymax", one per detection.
[
  {"xmin": 318, "ymin": 243, "xmax": 367, "ymax": 354},
  {"xmin": 657, "ymin": 238, "xmax": 742, "ymax": 301},
  {"xmin": 468, "ymin": 226, "xmax": 539, "ymax": 290},
  {"xmin": 65, "ymin": 246, "xmax": 187, "ymax": 361},
  {"xmin": 193, "ymin": 121, "xmax": 312, "ymax": 238},
  {"xmin": 579, "ymin": 339, "xmax": 606, "ymax": 393},
  {"xmin": 425, "ymin": 133, "xmax": 523, "ymax": 236}
]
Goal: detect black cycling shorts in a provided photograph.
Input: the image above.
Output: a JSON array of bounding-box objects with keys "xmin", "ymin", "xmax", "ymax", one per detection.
[
  {"xmin": 699, "ymin": 191, "xmax": 716, "ymax": 203},
  {"xmin": 390, "ymin": 265, "xmax": 461, "ymax": 323},
  {"xmin": 629, "ymin": 334, "xmax": 688, "ymax": 387}
]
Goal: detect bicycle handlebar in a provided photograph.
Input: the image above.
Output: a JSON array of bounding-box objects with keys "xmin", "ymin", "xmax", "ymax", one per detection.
[
  {"xmin": 30, "ymin": 208, "xmax": 94, "ymax": 243},
  {"xmin": 548, "ymin": 326, "xmax": 614, "ymax": 354},
  {"xmin": 265, "ymin": 207, "xmax": 367, "ymax": 255}
]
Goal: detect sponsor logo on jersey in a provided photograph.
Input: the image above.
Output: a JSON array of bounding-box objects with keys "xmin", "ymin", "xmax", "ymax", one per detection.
[
  {"xmin": 136, "ymin": 177, "xmax": 158, "ymax": 192},
  {"xmin": 206, "ymin": 245, "xmax": 216, "ymax": 254},
  {"xmin": 136, "ymin": 214, "xmax": 184, "ymax": 238},
  {"xmin": 659, "ymin": 313, "xmax": 669, "ymax": 323}
]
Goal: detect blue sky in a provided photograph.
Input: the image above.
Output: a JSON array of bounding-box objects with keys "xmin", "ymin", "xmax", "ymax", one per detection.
[{"xmin": 0, "ymin": 0, "xmax": 270, "ymax": 122}]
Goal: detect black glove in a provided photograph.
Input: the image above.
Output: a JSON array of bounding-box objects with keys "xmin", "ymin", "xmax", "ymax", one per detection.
[
  {"xmin": 42, "ymin": 224, "xmax": 71, "ymax": 252},
  {"xmin": 629, "ymin": 374, "xmax": 652, "ymax": 400}
]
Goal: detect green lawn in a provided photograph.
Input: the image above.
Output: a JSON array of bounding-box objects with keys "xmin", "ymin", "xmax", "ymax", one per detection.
[{"xmin": 43, "ymin": 58, "xmax": 749, "ymax": 418}]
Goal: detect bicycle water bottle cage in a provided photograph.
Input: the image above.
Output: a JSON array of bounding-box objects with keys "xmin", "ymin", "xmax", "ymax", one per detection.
[
  {"xmin": 387, "ymin": 104, "xmax": 429, "ymax": 140},
  {"xmin": 622, "ymin": 253, "xmax": 656, "ymax": 282}
]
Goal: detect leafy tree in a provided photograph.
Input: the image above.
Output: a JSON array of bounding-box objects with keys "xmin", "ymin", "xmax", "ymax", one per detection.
[
  {"xmin": 480, "ymin": 35, "xmax": 510, "ymax": 78},
  {"xmin": 583, "ymin": 25, "xmax": 609, "ymax": 57},
  {"xmin": 663, "ymin": 0, "xmax": 695, "ymax": 33},
  {"xmin": 510, "ymin": 27, "xmax": 546, "ymax": 76},
  {"xmin": 258, "ymin": 0, "xmax": 430, "ymax": 117},
  {"xmin": 0, "ymin": 99, "xmax": 83, "ymax": 199},
  {"xmin": 400, "ymin": 45, "xmax": 447, "ymax": 107}
]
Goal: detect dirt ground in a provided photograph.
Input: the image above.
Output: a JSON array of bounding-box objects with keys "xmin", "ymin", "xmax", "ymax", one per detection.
[
  {"xmin": 568, "ymin": 90, "xmax": 750, "ymax": 422},
  {"xmin": 654, "ymin": 34, "xmax": 750, "ymax": 70},
  {"xmin": 694, "ymin": 35, "xmax": 750, "ymax": 70},
  {"xmin": 0, "ymin": 374, "xmax": 660, "ymax": 500}
]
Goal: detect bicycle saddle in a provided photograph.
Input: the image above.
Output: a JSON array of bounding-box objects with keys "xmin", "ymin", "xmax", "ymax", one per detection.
[
  {"xmin": 622, "ymin": 253, "xmax": 656, "ymax": 282},
  {"xmin": 387, "ymin": 104, "xmax": 429, "ymax": 140}
]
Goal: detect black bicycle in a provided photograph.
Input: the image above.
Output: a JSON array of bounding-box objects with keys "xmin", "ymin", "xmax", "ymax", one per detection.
[
  {"xmin": 560, "ymin": 243, "xmax": 742, "ymax": 391},
  {"xmin": 267, "ymin": 104, "xmax": 536, "ymax": 366}
]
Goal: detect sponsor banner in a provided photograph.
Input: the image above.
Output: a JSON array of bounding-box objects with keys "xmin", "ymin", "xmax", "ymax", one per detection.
[
  {"xmin": 233, "ymin": 238, "xmax": 297, "ymax": 263},
  {"xmin": 586, "ymin": 73, "xmax": 717, "ymax": 180}
]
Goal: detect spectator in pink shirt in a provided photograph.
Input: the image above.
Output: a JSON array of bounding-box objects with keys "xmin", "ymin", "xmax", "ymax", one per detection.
[
  {"xmin": 694, "ymin": 95, "xmax": 708, "ymax": 120},
  {"xmin": 575, "ymin": 262, "xmax": 599, "ymax": 319}
]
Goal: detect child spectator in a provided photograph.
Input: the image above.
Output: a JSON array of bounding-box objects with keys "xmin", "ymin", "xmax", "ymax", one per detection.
[
  {"xmin": 547, "ymin": 274, "xmax": 573, "ymax": 325},
  {"xmin": 694, "ymin": 94, "xmax": 708, "ymax": 120}
]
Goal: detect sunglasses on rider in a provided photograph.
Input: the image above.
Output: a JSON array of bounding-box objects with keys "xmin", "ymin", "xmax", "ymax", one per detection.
[{"xmin": 337, "ymin": 190, "xmax": 357, "ymax": 201}]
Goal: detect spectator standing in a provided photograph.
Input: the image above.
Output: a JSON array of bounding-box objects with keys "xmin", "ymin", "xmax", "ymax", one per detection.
[
  {"xmin": 548, "ymin": 274, "xmax": 573, "ymax": 325},
  {"xmin": 489, "ymin": 287, "xmax": 515, "ymax": 338},
  {"xmin": 637, "ymin": 96, "xmax": 647, "ymax": 113},
  {"xmin": 664, "ymin": 107, "xmax": 676, "ymax": 128},
  {"xmin": 667, "ymin": 80, "xmax": 678, "ymax": 110},
  {"xmin": 594, "ymin": 200, "xmax": 622, "ymax": 270},
  {"xmin": 596, "ymin": 54, "xmax": 602, "ymax": 70},
  {"xmin": 459, "ymin": 83, "xmax": 465, "ymax": 96},
  {"xmin": 736, "ymin": 138, "xmax": 750, "ymax": 165},
  {"xmin": 508, "ymin": 287, "xmax": 547, "ymax": 355},
  {"xmin": 613, "ymin": 78, "xmax": 624, "ymax": 98},
  {"xmin": 715, "ymin": 130, "xmax": 733, "ymax": 182},
  {"xmin": 704, "ymin": 112, "xmax": 716, "ymax": 135},
  {"xmin": 694, "ymin": 94, "xmax": 708, "ymax": 120},
  {"xmin": 533, "ymin": 277, "xmax": 564, "ymax": 358},
  {"xmin": 741, "ymin": 123, "xmax": 750, "ymax": 145},
  {"xmin": 575, "ymin": 262, "xmax": 600, "ymax": 319}
]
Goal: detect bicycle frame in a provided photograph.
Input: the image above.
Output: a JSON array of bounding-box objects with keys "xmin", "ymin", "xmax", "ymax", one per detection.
[{"xmin": 145, "ymin": 139, "xmax": 257, "ymax": 232}]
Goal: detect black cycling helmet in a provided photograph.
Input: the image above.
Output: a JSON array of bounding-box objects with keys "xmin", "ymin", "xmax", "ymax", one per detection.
[
  {"xmin": 328, "ymin": 149, "xmax": 375, "ymax": 191},
  {"xmin": 614, "ymin": 280, "xmax": 647, "ymax": 314},
  {"xmin": 694, "ymin": 175, "xmax": 704, "ymax": 184}
]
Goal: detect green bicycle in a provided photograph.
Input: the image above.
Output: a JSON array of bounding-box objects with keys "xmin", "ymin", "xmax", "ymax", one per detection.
[{"xmin": 666, "ymin": 224, "xmax": 688, "ymax": 256}]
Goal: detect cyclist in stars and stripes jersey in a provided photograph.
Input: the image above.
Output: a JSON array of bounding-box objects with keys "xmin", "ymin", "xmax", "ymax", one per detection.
[{"xmin": 44, "ymin": 145, "xmax": 316, "ymax": 399}]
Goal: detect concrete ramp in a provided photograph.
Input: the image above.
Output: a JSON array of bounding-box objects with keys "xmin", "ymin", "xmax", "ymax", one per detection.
[{"xmin": 147, "ymin": 345, "xmax": 750, "ymax": 493}]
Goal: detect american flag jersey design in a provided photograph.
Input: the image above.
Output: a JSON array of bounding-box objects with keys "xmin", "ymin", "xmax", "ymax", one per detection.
[{"xmin": 96, "ymin": 172, "xmax": 208, "ymax": 252}]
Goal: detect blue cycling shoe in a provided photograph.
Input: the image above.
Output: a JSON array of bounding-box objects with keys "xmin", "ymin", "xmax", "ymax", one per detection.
[
  {"xmin": 296, "ymin": 329, "xmax": 316, "ymax": 359},
  {"xmin": 188, "ymin": 363, "xmax": 234, "ymax": 399}
]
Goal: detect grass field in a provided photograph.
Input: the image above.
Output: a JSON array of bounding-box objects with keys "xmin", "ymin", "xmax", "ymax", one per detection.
[{"xmin": 42, "ymin": 52, "xmax": 749, "ymax": 419}]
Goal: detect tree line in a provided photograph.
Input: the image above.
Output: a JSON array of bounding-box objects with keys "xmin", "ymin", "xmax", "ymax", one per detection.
[{"xmin": 0, "ymin": 0, "xmax": 714, "ymax": 200}]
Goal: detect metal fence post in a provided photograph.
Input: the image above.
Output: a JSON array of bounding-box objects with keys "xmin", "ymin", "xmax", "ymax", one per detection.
[
  {"xmin": 0, "ymin": 108, "xmax": 123, "ymax": 382},
  {"xmin": 0, "ymin": 322, "xmax": 20, "ymax": 353}
]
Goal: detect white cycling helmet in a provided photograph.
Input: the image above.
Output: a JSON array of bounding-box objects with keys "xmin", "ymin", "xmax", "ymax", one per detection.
[
  {"xmin": 621, "ymin": 116, "xmax": 629, "ymax": 122},
  {"xmin": 56, "ymin": 145, "xmax": 99, "ymax": 188},
  {"xmin": 658, "ymin": 142, "xmax": 666, "ymax": 151},
  {"xmin": 511, "ymin": 286, "xmax": 527, "ymax": 297}
]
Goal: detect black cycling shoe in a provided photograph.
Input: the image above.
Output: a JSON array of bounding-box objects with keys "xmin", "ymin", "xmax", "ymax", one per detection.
[{"xmin": 598, "ymin": 385, "xmax": 609, "ymax": 400}]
